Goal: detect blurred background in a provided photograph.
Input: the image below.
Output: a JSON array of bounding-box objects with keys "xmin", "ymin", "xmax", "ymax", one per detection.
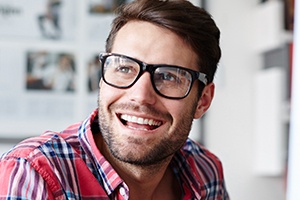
[{"xmin": 0, "ymin": 0, "xmax": 298, "ymax": 199}]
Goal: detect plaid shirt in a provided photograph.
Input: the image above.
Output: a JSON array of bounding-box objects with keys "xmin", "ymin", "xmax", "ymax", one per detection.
[{"xmin": 0, "ymin": 110, "xmax": 229, "ymax": 199}]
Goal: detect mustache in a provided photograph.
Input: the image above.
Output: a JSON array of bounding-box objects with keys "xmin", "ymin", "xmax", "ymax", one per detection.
[{"xmin": 110, "ymin": 102, "xmax": 172, "ymax": 121}]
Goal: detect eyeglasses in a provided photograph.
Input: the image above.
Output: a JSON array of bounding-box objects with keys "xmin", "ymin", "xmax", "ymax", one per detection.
[{"xmin": 99, "ymin": 53, "xmax": 208, "ymax": 99}]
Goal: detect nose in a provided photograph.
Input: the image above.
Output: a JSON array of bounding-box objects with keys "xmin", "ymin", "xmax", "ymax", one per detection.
[{"xmin": 127, "ymin": 72, "xmax": 157, "ymax": 105}]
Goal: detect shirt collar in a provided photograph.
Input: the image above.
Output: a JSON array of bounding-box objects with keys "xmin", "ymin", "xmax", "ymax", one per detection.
[
  {"xmin": 78, "ymin": 109, "xmax": 124, "ymax": 196},
  {"xmin": 170, "ymin": 140, "xmax": 202, "ymax": 199}
]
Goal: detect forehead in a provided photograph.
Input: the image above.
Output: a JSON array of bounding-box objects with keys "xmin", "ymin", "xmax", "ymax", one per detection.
[{"xmin": 111, "ymin": 21, "xmax": 198, "ymax": 71}]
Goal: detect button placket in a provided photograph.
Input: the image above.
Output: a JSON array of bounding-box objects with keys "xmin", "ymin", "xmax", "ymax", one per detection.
[{"xmin": 118, "ymin": 184, "xmax": 129, "ymax": 200}]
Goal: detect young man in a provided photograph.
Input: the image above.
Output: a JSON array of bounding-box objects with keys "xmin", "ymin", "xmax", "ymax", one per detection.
[{"xmin": 0, "ymin": 0, "xmax": 229, "ymax": 199}]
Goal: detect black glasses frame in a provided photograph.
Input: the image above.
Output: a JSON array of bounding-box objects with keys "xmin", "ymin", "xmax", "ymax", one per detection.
[{"xmin": 99, "ymin": 53, "xmax": 208, "ymax": 99}]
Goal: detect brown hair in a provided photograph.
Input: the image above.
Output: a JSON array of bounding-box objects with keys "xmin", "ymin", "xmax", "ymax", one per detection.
[{"xmin": 106, "ymin": 0, "xmax": 221, "ymax": 84}]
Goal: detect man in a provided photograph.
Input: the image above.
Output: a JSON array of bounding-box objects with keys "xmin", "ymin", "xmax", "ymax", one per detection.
[{"xmin": 0, "ymin": 0, "xmax": 229, "ymax": 199}]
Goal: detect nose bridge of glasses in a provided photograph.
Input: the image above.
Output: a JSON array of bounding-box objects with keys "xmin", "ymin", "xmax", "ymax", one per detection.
[
  {"xmin": 134, "ymin": 63, "xmax": 158, "ymax": 93},
  {"xmin": 130, "ymin": 65, "xmax": 157, "ymax": 99},
  {"xmin": 139, "ymin": 60, "xmax": 153, "ymax": 72},
  {"xmin": 136, "ymin": 60, "xmax": 157, "ymax": 78}
]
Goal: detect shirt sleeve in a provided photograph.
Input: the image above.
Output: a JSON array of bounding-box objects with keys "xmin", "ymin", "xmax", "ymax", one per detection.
[{"xmin": 0, "ymin": 157, "xmax": 54, "ymax": 199}]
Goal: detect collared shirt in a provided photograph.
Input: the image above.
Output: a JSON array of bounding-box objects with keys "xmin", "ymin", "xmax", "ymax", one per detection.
[{"xmin": 0, "ymin": 110, "xmax": 229, "ymax": 199}]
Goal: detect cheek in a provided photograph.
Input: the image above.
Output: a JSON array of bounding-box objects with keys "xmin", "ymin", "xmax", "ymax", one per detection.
[
  {"xmin": 166, "ymin": 101, "xmax": 196, "ymax": 138},
  {"xmin": 165, "ymin": 102, "xmax": 188, "ymax": 122},
  {"xmin": 170, "ymin": 98, "xmax": 198, "ymax": 122},
  {"xmin": 168, "ymin": 104, "xmax": 183, "ymax": 117},
  {"xmin": 99, "ymin": 82, "xmax": 121, "ymax": 100}
]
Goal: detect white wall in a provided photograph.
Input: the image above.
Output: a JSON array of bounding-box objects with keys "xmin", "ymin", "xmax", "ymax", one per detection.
[
  {"xmin": 206, "ymin": 1, "xmax": 286, "ymax": 199},
  {"xmin": 0, "ymin": 141, "xmax": 18, "ymax": 156}
]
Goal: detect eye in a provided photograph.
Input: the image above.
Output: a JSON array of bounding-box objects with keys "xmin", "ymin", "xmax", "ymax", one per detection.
[
  {"xmin": 163, "ymin": 73, "xmax": 177, "ymax": 81},
  {"xmin": 116, "ymin": 65, "xmax": 133, "ymax": 74},
  {"xmin": 155, "ymin": 72, "xmax": 179, "ymax": 82}
]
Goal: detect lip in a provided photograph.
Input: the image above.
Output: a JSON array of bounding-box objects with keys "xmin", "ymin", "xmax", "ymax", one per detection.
[
  {"xmin": 120, "ymin": 114, "xmax": 162, "ymax": 126},
  {"xmin": 116, "ymin": 113, "xmax": 164, "ymax": 132}
]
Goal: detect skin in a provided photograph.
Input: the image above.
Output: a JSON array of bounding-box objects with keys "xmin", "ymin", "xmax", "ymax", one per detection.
[{"xmin": 95, "ymin": 21, "xmax": 215, "ymax": 200}]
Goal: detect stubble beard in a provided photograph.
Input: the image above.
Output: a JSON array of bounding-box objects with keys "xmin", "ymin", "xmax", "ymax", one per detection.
[{"xmin": 97, "ymin": 97, "xmax": 198, "ymax": 167}]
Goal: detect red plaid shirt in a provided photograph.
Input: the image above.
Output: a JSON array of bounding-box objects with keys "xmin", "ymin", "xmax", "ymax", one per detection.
[{"xmin": 0, "ymin": 109, "xmax": 229, "ymax": 199}]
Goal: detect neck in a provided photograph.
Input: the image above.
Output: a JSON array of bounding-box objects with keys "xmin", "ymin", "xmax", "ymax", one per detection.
[
  {"xmin": 113, "ymin": 158, "xmax": 181, "ymax": 200},
  {"xmin": 117, "ymin": 161, "xmax": 170, "ymax": 199}
]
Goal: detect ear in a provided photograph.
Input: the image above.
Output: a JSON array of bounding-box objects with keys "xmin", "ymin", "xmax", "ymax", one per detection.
[{"xmin": 194, "ymin": 83, "xmax": 215, "ymax": 119}]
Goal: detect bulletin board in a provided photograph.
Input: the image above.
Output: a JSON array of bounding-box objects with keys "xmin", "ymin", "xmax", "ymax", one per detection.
[
  {"xmin": 0, "ymin": 0, "xmax": 117, "ymax": 137},
  {"xmin": 0, "ymin": 0, "xmax": 204, "ymax": 138}
]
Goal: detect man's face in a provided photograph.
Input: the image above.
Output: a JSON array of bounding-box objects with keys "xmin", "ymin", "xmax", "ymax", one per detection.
[{"xmin": 98, "ymin": 21, "xmax": 210, "ymax": 166}]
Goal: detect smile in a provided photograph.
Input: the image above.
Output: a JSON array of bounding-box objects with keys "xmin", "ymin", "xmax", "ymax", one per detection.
[{"xmin": 120, "ymin": 114, "xmax": 162, "ymax": 128}]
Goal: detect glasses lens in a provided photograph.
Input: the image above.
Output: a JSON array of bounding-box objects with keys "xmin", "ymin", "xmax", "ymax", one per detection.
[
  {"xmin": 103, "ymin": 55, "xmax": 140, "ymax": 87},
  {"xmin": 153, "ymin": 67, "xmax": 192, "ymax": 98}
]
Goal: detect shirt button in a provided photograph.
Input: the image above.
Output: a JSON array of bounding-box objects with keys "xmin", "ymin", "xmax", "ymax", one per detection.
[{"xmin": 120, "ymin": 187, "xmax": 126, "ymax": 196}]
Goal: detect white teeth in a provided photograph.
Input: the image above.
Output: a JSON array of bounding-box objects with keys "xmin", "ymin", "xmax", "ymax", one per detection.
[{"xmin": 120, "ymin": 114, "xmax": 162, "ymax": 126}]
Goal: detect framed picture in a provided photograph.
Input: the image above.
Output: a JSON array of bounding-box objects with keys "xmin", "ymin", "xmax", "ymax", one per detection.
[
  {"xmin": 0, "ymin": 47, "xmax": 79, "ymax": 137},
  {"xmin": 26, "ymin": 51, "xmax": 76, "ymax": 92},
  {"xmin": 0, "ymin": 0, "xmax": 77, "ymax": 41},
  {"xmin": 86, "ymin": 54, "xmax": 101, "ymax": 93},
  {"xmin": 284, "ymin": 0, "xmax": 295, "ymax": 30},
  {"xmin": 89, "ymin": 0, "xmax": 132, "ymax": 14}
]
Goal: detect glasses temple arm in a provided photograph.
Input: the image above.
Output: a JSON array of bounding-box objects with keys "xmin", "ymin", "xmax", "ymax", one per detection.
[{"xmin": 198, "ymin": 72, "xmax": 208, "ymax": 85}]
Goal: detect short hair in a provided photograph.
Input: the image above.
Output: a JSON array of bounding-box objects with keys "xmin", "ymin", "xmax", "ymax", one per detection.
[{"xmin": 106, "ymin": 0, "xmax": 221, "ymax": 84}]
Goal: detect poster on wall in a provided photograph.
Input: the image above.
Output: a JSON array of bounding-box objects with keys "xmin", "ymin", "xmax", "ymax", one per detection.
[
  {"xmin": 84, "ymin": 52, "xmax": 102, "ymax": 115},
  {"xmin": 86, "ymin": 0, "xmax": 121, "ymax": 46},
  {"xmin": 284, "ymin": 0, "xmax": 295, "ymax": 30},
  {"xmin": 0, "ymin": 0, "xmax": 77, "ymax": 40},
  {"xmin": 0, "ymin": 47, "xmax": 79, "ymax": 137},
  {"xmin": 86, "ymin": 53, "xmax": 101, "ymax": 93},
  {"xmin": 89, "ymin": 0, "xmax": 132, "ymax": 13},
  {"xmin": 26, "ymin": 51, "xmax": 76, "ymax": 92}
]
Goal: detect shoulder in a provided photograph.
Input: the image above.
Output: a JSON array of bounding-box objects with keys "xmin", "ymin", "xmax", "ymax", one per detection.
[
  {"xmin": 2, "ymin": 132, "xmax": 58, "ymax": 160},
  {"xmin": 1, "ymin": 122, "xmax": 81, "ymax": 162},
  {"xmin": 174, "ymin": 139, "xmax": 229, "ymax": 198},
  {"xmin": 177, "ymin": 138, "xmax": 225, "ymax": 180},
  {"xmin": 183, "ymin": 138, "xmax": 222, "ymax": 162},
  {"xmin": 0, "ymin": 124, "xmax": 82, "ymax": 191}
]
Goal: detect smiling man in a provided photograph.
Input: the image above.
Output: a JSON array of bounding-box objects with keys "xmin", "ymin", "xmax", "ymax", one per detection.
[{"xmin": 0, "ymin": 0, "xmax": 229, "ymax": 199}]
